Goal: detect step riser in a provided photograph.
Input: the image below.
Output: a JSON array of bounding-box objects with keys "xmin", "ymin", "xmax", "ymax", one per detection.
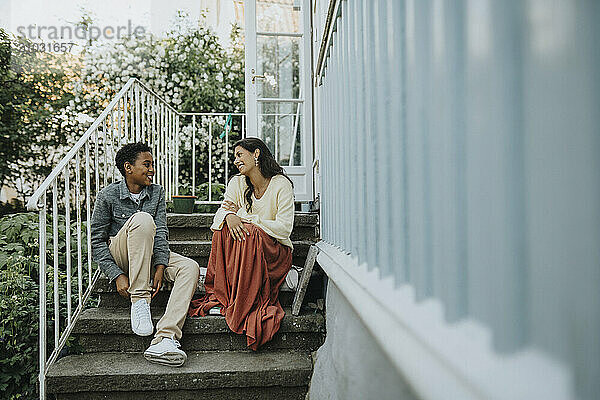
[
  {"xmin": 167, "ymin": 213, "xmax": 318, "ymax": 229},
  {"xmin": 175, "ymin": 255, "xmax": 311, "ymax": 270},
  {"xmin": 169, "ymin": 226, "xmax": 319, "ymax": 242},
  {"xmin": 76, "ymin": 332, "xmax": 324, "ymax": 353},
  {"xmin": 55, "ymin": 386, "xmax": 308, "ymax": 400},
  {"xmin": 98, "ymin": 290, "xmax": 296, "ymax": 308},
  {"xmin": 97, "ymin": 272, "xmax": 324, "ymax": 309},
  {"xmin": 169, "ymin": 242, "xmax": 312, "ymax": 262}
]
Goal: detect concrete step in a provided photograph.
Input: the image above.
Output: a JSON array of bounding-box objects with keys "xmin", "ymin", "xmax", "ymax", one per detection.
[
  {"xmin": 168, "ymin": 239, "xmax": 315, "ymax": 267},
  {"xmin": 73, "ymin": 307, "xmax": 325, "ymax": 353},
  {"xmin": 47, "ymin": 350, "xmax": 312, "ymax": 400},
  {"xmin": 167, "ymin": 212, "xmax": 319, "ymax": 242},
  {"xmin": 94, "ymin": 267, "xmax": 323, "ymax": 309},
  {"xmin": 97, "ymin": 288, "xmax": 297, "ymax": 309}
]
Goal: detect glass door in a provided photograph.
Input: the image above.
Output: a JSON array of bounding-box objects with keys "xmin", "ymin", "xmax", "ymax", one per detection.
[{"xmin": 244, "ymin": 0, "xmax": 313, "ymax": 201}]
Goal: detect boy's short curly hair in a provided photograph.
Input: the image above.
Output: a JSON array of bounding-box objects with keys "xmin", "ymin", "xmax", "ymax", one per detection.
[{"xmin": 115, "ymin": 142, "xmax": 152, "ymax": 177}]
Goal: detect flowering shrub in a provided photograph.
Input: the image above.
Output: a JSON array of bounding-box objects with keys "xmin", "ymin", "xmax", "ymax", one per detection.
[
  {"xmin": 67, "ymin": 14, "xmax": 245, "ymax": 192},
  {"xmin": 67, "ymin": 15, "xmax": 244, "ymax": 120},
  {"xmin": 2, "ymin": 16, "xmax": 245, "ymax": 207}
]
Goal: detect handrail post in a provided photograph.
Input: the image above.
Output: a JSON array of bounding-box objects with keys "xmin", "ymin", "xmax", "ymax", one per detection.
[
  {"xmin": 175, "ymin": 114, "xmax": 180, "ymax": 196},
  {"xmin": 52, "ymin": 179, "xmax": 59, "ymax": 348},
  {"xmin": 38, "ymin": 193, "xmax": 47, "ymax": 400},
  {"xmin": 192, "ymin": 115, "xmax": 196, "ymax": 197},
  {"xmin": 209, "ymin": 119, "xmax": 213, "ymax": 202},
  {"xmin": 85, "ymin": 141, "xmax": 92, "ymax": 287}
]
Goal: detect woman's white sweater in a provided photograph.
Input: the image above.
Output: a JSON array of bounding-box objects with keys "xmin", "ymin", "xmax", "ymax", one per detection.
[{"xmin": 211, "ymin": 174, "xmax": 295, "ymax": 249}]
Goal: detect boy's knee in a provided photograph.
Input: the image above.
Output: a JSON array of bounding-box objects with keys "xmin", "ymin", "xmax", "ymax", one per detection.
[
  {"xmin": 130, "ymin": 212, "xmax": 156, "ymax": 232},
  {"xmin": 182, "ymin": 258, "xmax": 200, "ymax": 278}
]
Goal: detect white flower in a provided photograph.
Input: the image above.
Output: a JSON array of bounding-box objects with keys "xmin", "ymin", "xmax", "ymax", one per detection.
[{"xmin": 75, "ymin": 113, "xmax": 94, "ymax": 124}]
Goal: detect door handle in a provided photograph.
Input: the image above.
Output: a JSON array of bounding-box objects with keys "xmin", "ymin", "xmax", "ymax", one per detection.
[
  {"xmin": 252, "ymin": 75, "xmax": 265, "ymax": 84},
  {"xmin": 251, "ymin": 68, "xmax": 265, "ymax": 84}
]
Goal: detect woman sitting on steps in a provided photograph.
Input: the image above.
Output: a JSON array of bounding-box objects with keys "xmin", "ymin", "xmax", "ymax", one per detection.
[{"xmin": 188, "ymin": 137, "xmax": 295, "ymax": 350}]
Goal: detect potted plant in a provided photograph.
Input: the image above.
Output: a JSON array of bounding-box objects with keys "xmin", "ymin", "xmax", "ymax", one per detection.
[{"xmin": 171, "ymin": 195, "xmax": 197, "ymax": 214}]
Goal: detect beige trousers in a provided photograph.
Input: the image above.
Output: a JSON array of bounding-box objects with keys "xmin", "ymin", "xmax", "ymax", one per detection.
[{"xmin": 109, "ymin": 211, "xmax": 199, "ymax": 344}]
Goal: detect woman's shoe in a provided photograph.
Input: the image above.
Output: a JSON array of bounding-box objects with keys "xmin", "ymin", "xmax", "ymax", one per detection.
[
  {"xmin": 208, "ymin": 306, "xmax": 222, "ymax": 315},
  {"xmin": 285, "ymin": 266, "xmax": 300, "ymax": 290}
]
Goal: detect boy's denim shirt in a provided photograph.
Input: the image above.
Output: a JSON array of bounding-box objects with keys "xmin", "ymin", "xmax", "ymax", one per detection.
[{"xmin": 90, "ymin": 180, "xmax": 170, "ymax": 283}]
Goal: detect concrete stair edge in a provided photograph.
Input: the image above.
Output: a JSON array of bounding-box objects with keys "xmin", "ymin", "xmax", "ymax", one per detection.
[
  {"xmin": 47, "ymin": 350, "xmax": 313, "ymax": 393},
  {"xmin": 72, "ymin": 307, "xmax": 325, "ymax": 335},
  {"xmin": 167, "ymin": 212, "xmax": 318, "ymax": 228}
]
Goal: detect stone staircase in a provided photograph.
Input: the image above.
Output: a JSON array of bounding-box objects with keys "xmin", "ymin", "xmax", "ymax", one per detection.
[{"xmin": 46, "ymin": 212, "xmax": 324, "ymax": 400}]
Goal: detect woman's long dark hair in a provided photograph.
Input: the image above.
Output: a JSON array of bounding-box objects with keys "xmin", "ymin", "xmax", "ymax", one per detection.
[{"xmin": 232, "ymin": 137, "xmax": 294, "ymax": 212}]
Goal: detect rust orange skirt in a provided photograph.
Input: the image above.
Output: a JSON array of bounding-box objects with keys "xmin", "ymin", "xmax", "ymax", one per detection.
[{"xmin": 188, "ymin": 223, "xmax": 292, "ymax": 350}]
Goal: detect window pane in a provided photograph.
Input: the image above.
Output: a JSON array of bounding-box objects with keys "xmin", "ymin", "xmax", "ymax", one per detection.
[
  {"xmin": 256, "ymin": 0, "xmax": 301, "ymax": 33},
  {"xmin": 256, "ymin": 35, "xmax": 301, "ymax": 99},
  {"xmin": 258, "ymin": 101, "xmax": 303, "ymax": 166}
]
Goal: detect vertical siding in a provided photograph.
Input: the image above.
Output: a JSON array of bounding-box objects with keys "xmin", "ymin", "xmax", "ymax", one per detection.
[
  {"xmin": 464, "ymin": 0, "xmax": 528, "ymax": 352},
  {"xmin": 355, "ymin": 1, "xmax": 368, "ymax": 264},
  {"xmin": 314, "ymin": 0, "xmax": 600, "ymax": 398},
  {"xmin": 387, "ymin": 0, "xmax": 409, "ymax": 285}
]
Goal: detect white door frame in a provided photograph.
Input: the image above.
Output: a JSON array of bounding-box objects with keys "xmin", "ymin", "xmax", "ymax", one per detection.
[{"xmin": 244, "ymin": 0, "xmax": 314, "ymax": 202}]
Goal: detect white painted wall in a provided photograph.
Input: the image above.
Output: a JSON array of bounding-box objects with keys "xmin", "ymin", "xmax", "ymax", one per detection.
[
  {"xmin": 311, "ymin": 0, "xmax": 600, "ymax": 399},
  {"xmin": 309, "ymin": 281, "xmax": 419, "ymax": 400}
]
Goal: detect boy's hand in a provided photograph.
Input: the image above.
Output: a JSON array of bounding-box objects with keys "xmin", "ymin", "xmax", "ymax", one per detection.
[
  {"xmin": 115, "ymin": 274, "xmax": 130, "ymax": 298},
  {"xmin": 152, "ymin": 265, "xmax": 165, "ymax": 298}
]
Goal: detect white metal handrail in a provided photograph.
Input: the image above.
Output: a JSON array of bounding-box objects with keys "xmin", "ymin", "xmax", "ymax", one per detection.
[
  {"xmin": 179, "ymin": 112, "xmax": 246, "ymax": 202},
  {"xmin": 26, "ymin": 78, "xmax": 243, "ymax": 399}
]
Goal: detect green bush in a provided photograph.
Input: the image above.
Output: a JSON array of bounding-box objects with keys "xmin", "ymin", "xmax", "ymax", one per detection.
[
  {"xmin": 0, "ymin": 212, "xmax": 96, "ymax": 399},
  {"xmin": 0, "ymin": 260, "xmax": 39, "ymax": 399}
]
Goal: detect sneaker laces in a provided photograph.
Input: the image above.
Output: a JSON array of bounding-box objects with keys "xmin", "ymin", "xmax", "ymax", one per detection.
[
  {"xmin": 133, "ymin": 300, "xmax": 151, "ymax": 325},
  {"xmin": 164, "ymin": 338, "xmax": 181, "ymax": 348}
]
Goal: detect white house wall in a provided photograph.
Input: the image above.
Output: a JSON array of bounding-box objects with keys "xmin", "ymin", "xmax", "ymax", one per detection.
[{"xmin": 310, "ymin": 0, "xmax": 600, "ymax": 399}]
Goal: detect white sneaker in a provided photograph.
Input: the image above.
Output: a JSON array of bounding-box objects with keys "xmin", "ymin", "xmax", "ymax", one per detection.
[
  {"xmin": 285, "ymin": 267, "xmax": 300, "ymax": 291},
  {"xmin": 208, "ymin": 306, "xmax": 222, "ymax": 315},
  {"xmin": 144, "ymin": 338, "xmax": 187, "ymax": 367},
  {"xmin": 131, "ymin": 299, "xmax": 153, "ymax": 336}
]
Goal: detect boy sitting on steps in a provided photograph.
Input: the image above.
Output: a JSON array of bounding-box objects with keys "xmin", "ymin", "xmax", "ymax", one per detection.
[{"xmin": 91, "ymin": 142, "xmax": 199, "ymax": 367}]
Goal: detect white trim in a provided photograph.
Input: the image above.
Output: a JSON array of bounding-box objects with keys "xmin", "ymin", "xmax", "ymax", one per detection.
[
  {"xmin": 256, "ymin": 98, "xmax": 305, "ymax": 103},
  {"xmin": 315, "ymin": 241, "xmax": 573, "ymax": 400},
  {"xmin": 300, "ymin": 0, "xmax": 314, "ymax": 202},
  {"xmin": 244, "ymin": 0, "xmax": 258, "ymax": 138},
  {"xmin": 257, "ymin": 31, "xmax": 303, "ymax": 37},
  {"xmin": 244, "ymin": 0, "xmax": 314, "ymax": 202}
]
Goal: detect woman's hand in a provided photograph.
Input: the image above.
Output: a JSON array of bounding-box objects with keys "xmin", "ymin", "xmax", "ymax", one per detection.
[
  {"xmin": 225, "ymin": 213, "xmax": 250, "ymax": 241},
  {"xmin": 222, "ymin": 200, "xmax": 240, "ymax": 213}
]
